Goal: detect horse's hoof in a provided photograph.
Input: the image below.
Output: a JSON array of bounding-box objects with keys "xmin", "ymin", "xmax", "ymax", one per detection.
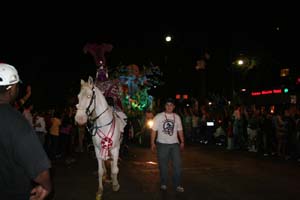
[
  {"xmin": 96, "ymin": 191, "xmax": 102, "ymax": 200},
  {"xmin": 112, "ymin": 184, "xmax": 120, "ymax": 191},
  {"xmin": 96, "ymin": 194, "xmax": 102, "ymax": 200}
]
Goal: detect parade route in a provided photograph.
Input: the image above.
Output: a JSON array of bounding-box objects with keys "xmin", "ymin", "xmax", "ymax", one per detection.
[{"xmin": 50, "ymin": 144, "xmax": 300, "ymax": 200}]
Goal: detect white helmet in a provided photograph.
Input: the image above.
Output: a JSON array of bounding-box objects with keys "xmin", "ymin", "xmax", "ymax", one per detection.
[{"xmin": 0, "ymin": 63, "xmax": 20, "ymax": 86}]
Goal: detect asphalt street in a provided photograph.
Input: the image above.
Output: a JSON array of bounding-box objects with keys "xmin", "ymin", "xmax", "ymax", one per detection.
[{"xmin": 49, "ymin": 144, "xmax": 300, "ymax": 200}]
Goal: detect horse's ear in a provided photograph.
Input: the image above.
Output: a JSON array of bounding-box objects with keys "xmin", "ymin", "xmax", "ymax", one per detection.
[
  {"xmin": 88, "ymin": 76, "xmax": 94, "ymax": 86},
  {"xmin": 80, "ymin": 79, "xmax": 85, "ymax": 86}
]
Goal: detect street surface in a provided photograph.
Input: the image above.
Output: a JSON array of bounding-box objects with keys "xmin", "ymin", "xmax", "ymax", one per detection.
[{"xmin": 50, "ymin": 144, "xmax": 300, "ymax": 200}]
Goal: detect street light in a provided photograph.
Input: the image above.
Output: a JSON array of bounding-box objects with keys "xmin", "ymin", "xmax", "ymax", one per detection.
[
  {"xmin": 231, "ymin": 54, "xmax": 256, "ymax": 103},
  {"xmin": 163, "ymin": 34, "xmax": 173, "ymax": 66},
  {"xmin": 165, "ymin": 35, "xmax": 172, "ymax": 42},
  {"xmin": 231, "ymin": 56, "xmax": 246, "ymax": 102},
  {"xmin": 237, "ymin": 59, "xmax": 244, "ymax": 66}
]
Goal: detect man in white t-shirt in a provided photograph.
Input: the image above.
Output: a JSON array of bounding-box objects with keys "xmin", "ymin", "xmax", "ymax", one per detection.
[
  {"xmin": 151, "ymin": 98, "xmax": 185, "ymax": 193},
  {"xmin": 34, "ymin": 112, "xmax": 47, "ymax": 146}
]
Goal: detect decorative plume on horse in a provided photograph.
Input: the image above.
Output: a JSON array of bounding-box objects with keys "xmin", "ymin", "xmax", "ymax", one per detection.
[
  {"xmin": 75, "ymin": 77, "xmax": 126, "ymax": 200},
  {"xmin": 83, "ymin": 43, "xmax": 123, "ymax": 111},
  {"xmin": 83, "ymin": 43, "xmax": 113, "ymax": 82}
]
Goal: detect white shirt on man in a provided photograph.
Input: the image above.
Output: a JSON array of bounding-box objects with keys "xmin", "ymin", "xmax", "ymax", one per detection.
[{"xmin": 152, "ymin": 112, "xmax": 183, "ymax": 144}]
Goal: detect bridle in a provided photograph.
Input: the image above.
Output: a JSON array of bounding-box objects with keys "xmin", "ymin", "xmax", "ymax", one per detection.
[
  {"xmin": 85, "ymin": 86, "xmax": 109, "ymax": 121},
  {"xmin": 78, "ymin": 86, "xmax": 113, "ymax": 136}
]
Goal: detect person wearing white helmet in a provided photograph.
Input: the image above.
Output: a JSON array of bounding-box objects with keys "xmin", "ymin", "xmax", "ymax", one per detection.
[
  {"xmin": 0, "ymin": 63, "xmax": 21, "ymax": 102},
  {"xmin": 0, "ymin": 63, "xmax": 31, "ymax": 110},
  {"xmin": 0, "ymin": 63, "xmax": 52, "ymax": 200}
]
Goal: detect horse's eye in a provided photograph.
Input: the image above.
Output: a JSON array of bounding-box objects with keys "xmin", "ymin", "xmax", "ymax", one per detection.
[{"xmin": 87, "ymin": 95, "xmax": 92, "ymax": 98}]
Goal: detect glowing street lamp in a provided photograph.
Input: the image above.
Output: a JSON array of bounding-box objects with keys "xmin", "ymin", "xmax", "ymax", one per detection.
[
  {"xmin": 165, "ymin": 35, "xmax": 172, "ymax": 42},
  {"xmin": 237, "ymin": 59, "xmax": 244, "ymax": 66},
  {"xmin": 163, "ymin": 34, "xmax": 173, "ymax": 65}
]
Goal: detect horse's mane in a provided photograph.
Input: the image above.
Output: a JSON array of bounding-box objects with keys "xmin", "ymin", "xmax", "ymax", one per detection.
[{"xmin": 81, "ymin": 81, "xmax": 91, "ymax": 89}]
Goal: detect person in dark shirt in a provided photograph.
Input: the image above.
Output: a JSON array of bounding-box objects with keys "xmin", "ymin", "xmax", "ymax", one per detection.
[{"xmin": 0, "ymin": 63, "xmax": 51, "ymax": 200}]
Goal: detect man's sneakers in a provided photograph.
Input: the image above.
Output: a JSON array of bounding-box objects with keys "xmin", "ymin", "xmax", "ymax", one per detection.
[
  {"xmin": 176, "ymin": 186, "xmax": 184, "ymax": 192},
  {"xmin": 160, "ymin": 185, "xmax": 184, "ymax": 192},
  {"xmin": 160, "ymin": 185, "xmax": 167, "ymax": 190}
]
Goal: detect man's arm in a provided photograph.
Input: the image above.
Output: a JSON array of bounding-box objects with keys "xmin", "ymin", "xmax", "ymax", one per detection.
[
  {"xmin": 178, "ymin": 130, "xmax": 185, "ymax": 151},
  {"xmin": 30, "ymin": 170, "xmax": 51, "ymax": 200},
  {"xmin": 151, "ymin": 129, "xmax": 157, "ymax": 152}
]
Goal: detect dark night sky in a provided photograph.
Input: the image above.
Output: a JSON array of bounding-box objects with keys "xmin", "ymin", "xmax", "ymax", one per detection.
[{"xmin": 0, "ymin": 6, "xmax": 299, "ymax": 108}]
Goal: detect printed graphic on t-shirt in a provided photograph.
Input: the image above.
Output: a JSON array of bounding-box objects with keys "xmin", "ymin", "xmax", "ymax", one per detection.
[{"xmin": 163, "ymin": 119, "xmax": 174, "ymax": 136}]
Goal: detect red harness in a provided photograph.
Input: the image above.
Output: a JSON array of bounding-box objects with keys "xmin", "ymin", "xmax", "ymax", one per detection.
[{"xmin": 95, "ymin": 117, "xmax": 116, "ymax": 160}]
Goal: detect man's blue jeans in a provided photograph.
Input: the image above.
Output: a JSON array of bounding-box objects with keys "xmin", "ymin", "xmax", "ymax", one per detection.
[{"xmin": 156, "ymin": 142, "xmax": 182, "ymax": 188}]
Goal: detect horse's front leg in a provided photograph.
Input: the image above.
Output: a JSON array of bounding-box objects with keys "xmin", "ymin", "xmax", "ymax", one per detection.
[
  {"xmin": 95, "ymin": 147, "xmax": 104, "ymax": 200},
  {"xmin": 110, "ymin": 147, "xmax": 120, "ymax": 191}
]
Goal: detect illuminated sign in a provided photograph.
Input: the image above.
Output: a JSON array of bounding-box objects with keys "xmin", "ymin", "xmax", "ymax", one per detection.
[
  {"xmin": 251, "ymin": 88, "xmax": 283, "ymax": 96},
  {"xmin": 251, "ymin": 92, "xmax": 261, "ymax": 96},
  {"xmin": 261, "ymin": 90, "xmax": 272, "ymax": 95},
  {"xmin": 175, "ymin": 94, "xmax": 189, "ymax": 100},
  {"xmin": 273, "ymin": 89, "xmax": 282, "ymax": 94}
]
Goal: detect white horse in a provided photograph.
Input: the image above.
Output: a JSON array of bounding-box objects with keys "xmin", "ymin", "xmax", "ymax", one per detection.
[{"xmin": 75, "ymin": 76, "xmax": 126, "ymax": 200}]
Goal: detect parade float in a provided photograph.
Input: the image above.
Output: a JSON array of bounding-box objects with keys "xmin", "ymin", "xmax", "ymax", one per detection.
[{"xmin": 83, "ymin": 42, "xmax": 163, "ymax": 145}]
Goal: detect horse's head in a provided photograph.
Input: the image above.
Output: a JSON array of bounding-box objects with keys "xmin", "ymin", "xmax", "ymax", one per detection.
[{"xmin": 75, "ymin": 76, "xmax": 95, "ymax": 125}]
